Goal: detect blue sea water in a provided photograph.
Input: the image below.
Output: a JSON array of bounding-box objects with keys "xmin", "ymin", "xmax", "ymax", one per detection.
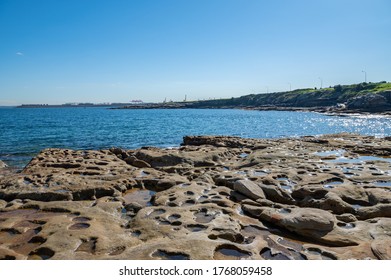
[{"xmin": 0, "ymin": 107, "xmax": 390, "ymax": 168}]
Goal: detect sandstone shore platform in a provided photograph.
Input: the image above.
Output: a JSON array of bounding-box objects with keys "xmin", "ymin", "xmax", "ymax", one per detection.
[{"xmin": 1, "ymin": 134, "xmax": 391, "ymax": 260}]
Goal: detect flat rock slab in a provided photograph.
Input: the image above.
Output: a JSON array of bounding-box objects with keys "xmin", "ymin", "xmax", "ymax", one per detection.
[{"xmin": 1, "ymin": 133, "xmax": 391, "ymax": 260}]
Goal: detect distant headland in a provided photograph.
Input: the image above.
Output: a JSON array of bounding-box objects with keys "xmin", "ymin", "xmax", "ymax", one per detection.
[
  {"xmin": 17, "ymin": 102, "xmax": 142, "ymax": 108},
  {"xmin": 18, "ymin": 81, "xmax": 391, "ymax": 115}
]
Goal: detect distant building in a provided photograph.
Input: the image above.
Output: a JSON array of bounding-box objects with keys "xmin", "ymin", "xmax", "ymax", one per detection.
[{"xmin": 130, "ymin": 100, "xmax": 143, "ymax": 104}]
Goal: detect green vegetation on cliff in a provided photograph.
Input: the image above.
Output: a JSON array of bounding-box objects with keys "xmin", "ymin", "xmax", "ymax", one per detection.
[{"xmin": 190, "ymin": 81, "xmax": 391, "ymax": 109}]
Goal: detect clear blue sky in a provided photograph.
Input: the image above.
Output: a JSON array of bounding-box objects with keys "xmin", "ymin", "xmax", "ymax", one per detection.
[{"xmin": 0, "ymin": 0, "xmax": 390, "ymax": 105}]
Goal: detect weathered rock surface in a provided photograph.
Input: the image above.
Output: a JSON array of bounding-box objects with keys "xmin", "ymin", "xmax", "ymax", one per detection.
[
  {"xmin": 1, "ymin": 133, "xmax": 391, "ymax": 260},
  {"xmin": 234, "ymin": 180, "xmax": 266, "ymax": 201}
]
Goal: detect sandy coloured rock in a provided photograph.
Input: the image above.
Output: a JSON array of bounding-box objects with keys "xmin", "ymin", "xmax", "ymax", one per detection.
[
  {"xmin": 1, "ymin": 133, "xmax": 391, "ymax": 260},
  {"xmin": 233, "ymin": 180, "xmax": 266, "ymax": 201}
]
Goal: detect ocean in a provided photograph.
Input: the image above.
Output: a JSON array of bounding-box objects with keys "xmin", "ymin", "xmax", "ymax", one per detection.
[{"xmin": 0, "ymin": 107, "xmax": 390, "ymax": 168}]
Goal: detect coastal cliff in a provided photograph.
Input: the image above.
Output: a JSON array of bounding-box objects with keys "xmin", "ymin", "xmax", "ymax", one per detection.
[
  {"xmin": 191, "ymin": 81, "xmax": 391, "ymax": 112},
  {"xmin": 112, "ymin": 81, "xmax": 391, "ymax": 114},
  {"xmin": 1, "ymin": 134, "xmax": 391, "ymax": 260},
  {"xmin": 18, "ymin": 81, "xmax": 391, "ymax": 114}
]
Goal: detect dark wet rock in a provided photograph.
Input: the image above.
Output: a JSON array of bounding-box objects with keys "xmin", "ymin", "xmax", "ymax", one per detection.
[
  {"xmin": 183, "ymin": 135, "xmax": 267, "ymax": 149},
  {"xmin": 257, "ymin": 207, "xmax": 361, "ymax": 246},
  {"xmin": 0, "ymin": 190, "xmax": 73, "ymax": 202},
  {"xmin": 259, "ymin": 207, "xmax": 336, "ymax": 232},
  {"xmin": 259, "ymin": 184, "xmax": 295, "ymax": 204}
]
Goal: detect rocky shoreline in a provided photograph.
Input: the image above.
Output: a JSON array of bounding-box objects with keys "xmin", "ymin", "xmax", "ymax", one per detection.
[
  {"xmin": 112, "ymin": 82, "xmax": 391, "ymax": 116},
  {"xmin": 253, "ymin": 106, "xmax": 391, "ymax": 117},
  {"xmin": 112, "ymin": 103, "xmax": 391, "ymax": 117},
  {"xmin": 1, "ymin": 134, "xmax": 391, "ymax": 260}
]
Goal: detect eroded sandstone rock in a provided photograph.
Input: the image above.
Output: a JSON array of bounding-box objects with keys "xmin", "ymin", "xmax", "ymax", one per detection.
[
  {"xmin": 233, "ymin": 180, "xmax": 266, "ymax": 201},
  {"xmin": 1, "ymin": 133, "xmax": 391, "ymax": 260}
]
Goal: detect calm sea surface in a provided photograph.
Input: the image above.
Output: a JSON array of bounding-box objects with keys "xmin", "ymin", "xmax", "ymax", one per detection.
[{"xmin": 1, "ymin": 107, "xmax": 390, "ymax": 168}]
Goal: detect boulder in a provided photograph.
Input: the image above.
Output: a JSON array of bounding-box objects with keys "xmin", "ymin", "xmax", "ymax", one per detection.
[
  {"xmin": 124, "ymin": 202, "xmax": 143, "ymax": 212},
  {"xmin": 233, "ymin": 180, "xmax": 266, "ymax": 201},
  {"xmin": 336, "ymin": 213, "xmax": 357, "ymax": 223},
  {"xmin": 259, "ymin": 207, "xmax": 335, "ymax": 233}
]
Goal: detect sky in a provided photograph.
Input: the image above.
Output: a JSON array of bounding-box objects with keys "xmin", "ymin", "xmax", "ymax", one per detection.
[{"xmin": 0, "ymin": 0, "xmax": 390, "ymax": 105}]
